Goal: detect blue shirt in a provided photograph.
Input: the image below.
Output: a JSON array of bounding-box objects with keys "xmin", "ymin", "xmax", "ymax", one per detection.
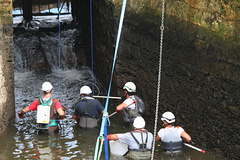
[{"xmin": 74, "ymin": 97, "xmax": 104, "ymax": 119}]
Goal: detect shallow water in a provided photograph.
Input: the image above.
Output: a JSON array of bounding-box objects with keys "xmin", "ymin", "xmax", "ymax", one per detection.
[
  {"xmin": 7, "ymin": 2, "xmax": 230, "ymax": 159},
  {"xmin": 0, "ymin": 69, "xmax": 229, "ymax": 160}
]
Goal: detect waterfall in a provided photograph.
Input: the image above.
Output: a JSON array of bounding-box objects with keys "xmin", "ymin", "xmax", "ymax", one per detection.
[{"xmin": 13, "ymin": 15, "xmax": 80, "ymax": 73}]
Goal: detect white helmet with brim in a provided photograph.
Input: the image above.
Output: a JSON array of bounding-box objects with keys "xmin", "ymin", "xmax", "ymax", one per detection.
[
  {"xmin": 161, "ymin": 111, "xmax": 175, "ymax": 123},
  {"xmin": 133, "ymin": 116, "xmax": 145, "ymax": 129},
  {"xmin": 123, "ymin": 82, "xmax": 136, "ymax": 93},
  {"xmin": 42, "ymin": 82, "xmax": 53, "ymax": 92},
  {"xmin": 80, "ymin": 85, "xmax": 92, "ymax": 95}
]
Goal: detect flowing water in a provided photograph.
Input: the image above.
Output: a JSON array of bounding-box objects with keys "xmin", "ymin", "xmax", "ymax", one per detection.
[{"xmin": 0, "ymin": 3, "xmax": 230, "ymax": 160}]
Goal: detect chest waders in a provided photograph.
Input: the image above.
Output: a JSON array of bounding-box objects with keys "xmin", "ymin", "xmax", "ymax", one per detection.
[
  {"xmin": 36, "ymin": 97, "xmax": 59, "ymax": 131},
  {"xmin": 161, "ymin": 141, "xmax": 183, "ymax": 153},
  {"xmin": 161, "ymin": 126, "xmax": 183, "ymax": 152},
  {"xmin": 79, "ymin": 99, "xmax": 98, "ymax": 128},
  {"xmin": 128, "ymin": 132, "xmax": 151, "ymax": 159},
  {"xmin": 122, "ymin": 96, "xmax": 141, "ymax": 123}
]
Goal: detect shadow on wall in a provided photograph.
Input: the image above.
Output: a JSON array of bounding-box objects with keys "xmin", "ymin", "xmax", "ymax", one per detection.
[{"xmin": 111, "ymin": 3, "xmax": 240, "ymax": 160}]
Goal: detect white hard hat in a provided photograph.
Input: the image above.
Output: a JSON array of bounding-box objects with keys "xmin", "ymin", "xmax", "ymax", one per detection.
[
  {"xmin": 123, "ymin": 82, "xmax": 136, "ymax": 92},
  {"xmin": 80, "ymin": 85, "xmax": 92, "ymax": 95},
  {"xmin": 133, "ymin": 116, "xmax": 145, "ymax": 129},
  {"xmin": 42, "ymin": 82, "xmax": 53, "ymax": 92},
  {"xmin": 161, "ymin": 111, "xmax": 175, "ymax": 123}
]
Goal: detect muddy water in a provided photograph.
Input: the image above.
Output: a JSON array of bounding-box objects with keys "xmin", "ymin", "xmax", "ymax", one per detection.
[
  {"xmin": 6, "ymin": 2, "xmax": 230, "ymax": 159},
  {"xmin": 0, "ymin": 69, "xmax": 228, "ymax": 160}
]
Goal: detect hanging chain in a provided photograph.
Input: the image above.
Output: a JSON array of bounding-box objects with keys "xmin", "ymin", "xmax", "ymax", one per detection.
[{"xmin": 151, "ymin": 0, "xmax": 165, "ymax": 159}]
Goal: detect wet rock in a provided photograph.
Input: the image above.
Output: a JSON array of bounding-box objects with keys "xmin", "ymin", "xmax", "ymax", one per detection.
[
  {"xmin": 30, "ymin": 39, "xmax": 52, "ymax": 74},
  {"xmin": 32, "ymin": 61, "xmax": 51, "ymax": 74},
  {"xmin": 233, "ymin": 145, "xmax": 240, "ymax": 159}
]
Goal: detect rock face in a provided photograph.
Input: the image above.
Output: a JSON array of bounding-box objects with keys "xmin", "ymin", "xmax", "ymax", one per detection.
[
  {"xmin": 73, "ymin": 0, "xmax": 240, "ymax": 159},
  {"xmin": 0, "ymin": 1, "xmax": 15, "ymax": 136},
  {"xmin": 111, "ymin": 1, "xmax": 240, "ymax": 160},
  {"xmin": 71, "ymin": 0, "xmax": 115, "ymax": 89}
]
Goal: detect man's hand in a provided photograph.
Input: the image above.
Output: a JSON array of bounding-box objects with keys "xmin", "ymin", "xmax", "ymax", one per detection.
[
  {"xmin": 62, "ymin": 106, "xmax": 66, "ymax": 111},
  {"xmin": 99, "ymin": 134, "xmax": 113, "ymax": 143},
  {"xmin": 18, "ymin": 112, "xmax": 24, "ymax": 118},
  {"xmin": 182, "ymin": 138, "xmax": 187, "ymax": 143},
  {"xmin": 116, "ymin": 110, "xmax": 121, "ymax": 113}
]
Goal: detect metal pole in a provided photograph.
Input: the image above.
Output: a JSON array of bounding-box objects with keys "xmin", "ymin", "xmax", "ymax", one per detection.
[
  {"xmin": 93, "ymin": 95, "xmax": 121, "ymax": 100},
  {"xmin": 183, "ymin": 143, "xmax": 206, "ymax": 153}
]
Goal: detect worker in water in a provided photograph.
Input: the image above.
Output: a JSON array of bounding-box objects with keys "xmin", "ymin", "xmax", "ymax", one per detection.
[
  {"xmin": 72, "ymin": 85, "xmax": 105, "ymax": 128},
  {"xmin": 18, "ymin": 82, "xmax": 65, "ymax": 133},
  {"xmin": 156, "ymin": 111, "xmax": 191, "ymax": 152},
  {"xmin": 106, "ymin": 116, "xmax": 153, "ymax": 159},
  {"xmin": 116, "ymin": 82, "xmax": 145, "ymax": 123}
]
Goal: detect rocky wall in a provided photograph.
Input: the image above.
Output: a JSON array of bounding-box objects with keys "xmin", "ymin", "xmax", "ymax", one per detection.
[
  {"xmin": 112, "ymin": 1, "xmax": 239, "ymax": 159},
  {"xmin": 71, "ymin": 0, "xmax": 239, "ymax": 159},
  {"xmin": 0, "ymin": 0, "xmax": 15, "ymax": 136},
  {"xmin": 71, "ymin": 0, "xmax": 115, "ymax": 89}
]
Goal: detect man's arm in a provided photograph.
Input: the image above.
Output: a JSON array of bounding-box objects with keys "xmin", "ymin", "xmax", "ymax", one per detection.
[
  {"xmin": 101, "ymin": 109, "xmax": 105, "ymax": 114},
  {"xmin": 72, "ymin": 102, "xmax": 82, "ymax": 121},
  {"xmin": 156, "ymin": 135, "xmax": 161, "ymax": 141},
  {"xmin": 18, "ymin": 107, "xmax": 30, "ymax": 118},
  {"xmin": 22, "ymin": 107, "xmax": 30, "ymax": 113},
  {"xmin": 107, "ymin": 134, "xmax": 119, "ymax": 140},
  {"xmin": 116, "ymin": 103, "xmax": 127, "ymax": 111},
  {"xmin": 72, "ymin": 114, "xmax": 78, "ymax": 119},
  {"xmin": 55, "ymin": 101, "xmax": 65, "ymax": 116},
  {"xmin": 56, "ymin": 107, "xmax": 65, "ymax": 116},
  {"xmin": 181, "ymin": 131, "xmax": 191, "ymax": 142},
  {"xmin": 96, "ymin": 100, "xmax": 105, "ymax": 115}
]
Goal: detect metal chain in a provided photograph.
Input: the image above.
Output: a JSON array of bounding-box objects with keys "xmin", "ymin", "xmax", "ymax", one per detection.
[{"xmin": 151, "ymin": 0, "xmax": 165, "ymax": 159}]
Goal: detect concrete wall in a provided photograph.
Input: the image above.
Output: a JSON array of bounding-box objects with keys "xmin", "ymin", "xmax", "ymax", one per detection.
[{"xmin": 0, "ymin": 0, "xmax": 15, "ymax": 136}]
